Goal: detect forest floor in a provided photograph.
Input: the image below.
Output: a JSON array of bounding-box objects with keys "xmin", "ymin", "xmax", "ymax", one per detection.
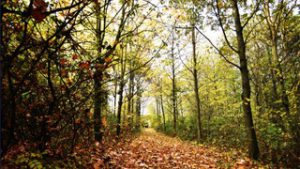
[{"xmin": 101, "ymin": 128, "xmax": 259, "ymax": 169}]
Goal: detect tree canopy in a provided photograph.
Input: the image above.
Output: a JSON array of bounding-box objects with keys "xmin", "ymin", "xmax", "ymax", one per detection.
[{"xmin": 0, "ymin": 0, "xmax": 299, "ymax": 168}]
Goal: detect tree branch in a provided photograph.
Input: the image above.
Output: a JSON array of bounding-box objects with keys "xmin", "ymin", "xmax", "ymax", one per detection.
[
  {"xmin": 242, "ymin": 0, "xmax": 261, "ymax": 28},
  {"xmin": 195, "ymin": 26, "xmax": 240, "ymax": 69},
  {"xmin": 213, "ymin": 0, "xmax": 239, "ymax": 53}
]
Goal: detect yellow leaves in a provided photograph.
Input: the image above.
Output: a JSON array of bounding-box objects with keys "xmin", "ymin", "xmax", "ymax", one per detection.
[
  {"xmin": 104, "ymin": 57, "xmax": 113, "ymax": 64},
  {"xmin": 102, "ymin": 117, "xmax": 107, "ymax": 128},
  {"xmin": 59, "ymin": 0, "xmax": 70, "ymax": 6},
  {"xmin": 217, "ymin": 1, "xmax": 225, "ymax": 9}
]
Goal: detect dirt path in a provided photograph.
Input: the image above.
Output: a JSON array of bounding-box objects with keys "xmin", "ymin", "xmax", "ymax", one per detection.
[{"xmin": 106, "ymin": 128, "xmax": 254, "ymax": 169}]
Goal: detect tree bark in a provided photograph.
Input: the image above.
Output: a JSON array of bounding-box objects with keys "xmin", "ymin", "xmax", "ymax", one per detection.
[
  {"xmin": 159, "ymin": 80, "xmax": 166, "ymax": 132},
  {"xmin": 192, "ymin": 23, "xmax": 202, "ymax": 141},
  {"xmin": 264, "ymin": 0, "xmax": 290, "ymax": 116},
  {"xmin": 271, "ymin": 41, "xmax": 290, "ymax": 115},
  {"xmin": 127, "ymin": 59, "xmax": 134, "ymax": 126},
  {"xmin": 113, "ymin": 71, "xmax": 118, "ymax": 116},
  {"xmin": 232, "ymin": 0, "xmax": 259, "ymax": 159},
  {"xmin": 93, "ymin": 1, "xmax": 104, "ymax": 142},
  {"xmin": 295, "ymin": 81, "xmax": 300, "ymax": 144},
  {"xmin": 94, "ymin": 71, "xmax": 103, "ymax": 141},
  {"xmin": 117, "ymin": 45, "xmax": 126, "ymax": 136},
  {"xmin": 0, "ymin": 0, "xmax": 4, "ymax": 157},
  {"xmin": 135, "ymin": 77, "xmax": 141, "ymax": 130},
  {"xmin": 171, "ymin": 33, "xmax": 177, "ymax": 133}
]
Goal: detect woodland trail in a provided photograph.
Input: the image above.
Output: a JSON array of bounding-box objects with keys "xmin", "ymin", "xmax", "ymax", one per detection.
[{"xmin": 106, "ymin": 128, "xmax": 256, "ymax": 169}]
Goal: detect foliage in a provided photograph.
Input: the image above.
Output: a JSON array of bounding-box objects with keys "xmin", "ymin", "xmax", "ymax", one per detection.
[{"xmin": 1, "ymin": 0, "xmax": 300, "ymax": 168}]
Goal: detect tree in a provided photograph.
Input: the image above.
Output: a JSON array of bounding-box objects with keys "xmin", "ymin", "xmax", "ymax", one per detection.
[
  {"xmin": 116, "ymin": 43, "xmax": 126, "ymax": 136},
  {"xmin": 196, "ymin": 0, "xmax": 261, "ymax": 159},
  {"xmin": 171, "ymin": 33, "xmax": 178, "ymax": 133},
  {"xmin": 93, "ymin": 0, "xmax": 128, "ymax": 142},
  {"xmin": 231, "ymin": 0, "xmax": 260, "ymax": 159},
  {"xmin": 0, "ymin": 0, "xmax": 4, "ymax": 158},
  {"xmin": 263, "ymin": 0, "xmax": 291, "ymax": 116},
  {"xmin": 191, "ymin": 11, "xmax": 203, "ymax": 142}
]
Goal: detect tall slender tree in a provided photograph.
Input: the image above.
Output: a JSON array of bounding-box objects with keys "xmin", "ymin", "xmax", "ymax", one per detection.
[
  {"xmin": 195, "ymin": 0, "xmax": 260, "ymax": 159},
  {"xmin": 191, "ymin": 13, "xmax": 203, "ymax": 141},
  {"xmin": 0, "ymin": 0, "xmax": 4, "ymax": 158},
  {"xmin": 231, "ymin": 0, "xmax": 259, "ymax": 159}
]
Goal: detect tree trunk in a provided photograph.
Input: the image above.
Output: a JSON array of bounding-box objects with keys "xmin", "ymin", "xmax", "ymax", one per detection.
[
  {"xmin": 94, "ymin": 70, "xmax": 103, "ymax": 141},
  {"xmin": 295, "ymin": 81, "xmax": 300, "ymax": 144},
  {"xmin": 264, "ymin": 0, "xmax": 290, "ymax": 116},
  {"xmin": 93, "ymin": 1, "xmax": 104, "ymax": 142},
  {"xmin": 113, "ymin": 71, "xmax": 118, "ymax": 116},
  {"xmin": 271, "ymin": 40, "xmax": 290, "ymax": 115},
  {"xmin": 156, "ymin": 97, "xmax": 161, "ymax": 116},
  {"xmin": 116, "ymin": 80, "xmax": 124, "ymax": 136},
  {"xmin": 160, "ymin": 81, "xmax": 166, "ymax": 132},
  {"xmin": 192, "ymin": 23, "xmax": 202, "ymax": 141},
  {"xmin": 117, "ymin": 45, "xmax": 126, "ymax": 136},
  {"xmin": 127, "ymin": 59, "xmax": 134, "ymax": 126},
  {"xmin": 267, "ymin": 49, "xmax": 279, "ymax": 103},
  {"xmin": 232, "ymin": 0, "xmax": 259, "ymax": 159},
  {"xmin": 7, "ymin": 71, "xmax": 16, "ymax": 145},
  {"xmin": 0, "ymin": 0, "xmax": 4, "ymax": 157},
  {"xmin": 171, "ymin": 34, "xmax": 177, "ymax": 133},
  {"xmin": 135, "ymin": 78, "xmax": 141, "ymax": 130}
]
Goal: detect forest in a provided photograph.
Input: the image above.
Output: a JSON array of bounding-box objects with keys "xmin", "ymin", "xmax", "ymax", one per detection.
[{"xmin": 0, "ymin": 0, "xmax": 300, "ymax": 168}]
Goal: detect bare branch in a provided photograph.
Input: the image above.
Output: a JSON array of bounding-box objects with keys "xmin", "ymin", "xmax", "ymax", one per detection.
[
  {"xmin": 195, "ymin": 26, "xmax": 240, "ymax": 69},
  {"xmin": 213, "ymin": 0, "xmax": 239, "ymax": 53},
  {"xmin": 242, "ymin": 0, "xmax": 261, "ymax": 28}
]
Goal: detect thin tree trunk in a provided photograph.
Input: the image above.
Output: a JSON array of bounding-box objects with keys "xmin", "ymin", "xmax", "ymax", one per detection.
[
  {"xmin": 192, "ymin": 22, "xmax": 202, "ymax": 141},
  {"xmin": 7, "ymin": 71, "xmax": 16, "ymax": 145},
  {"xmin": 116, "ymin": 81, "xmax": 124, "ymax": 136},
  {"xmin": 271, "ymin": 41, "xmax": 290, "ymax": 115},
  {"xmin": 117, "ymin": 45, "xmax": 126, "ymax": 136},
  {"xmin": 0, "ymin": 0, "xmax": 4, "ymax": 157},
  {"xmin": 135, "ymin": 78, "xmax": 141, "ymax": 130},
  {"xmin": 295, "ymin": 81, "xmax": 300, "ymax": 144},
  {"xmin": 131, "ymin": 72, "xmax": 135, "ymax": 125},
  {"xmin": 156, "ymin": 97, "xmax": 161, "ymax": 116},
  {"xmin": 113, "ymin": 72, "xmax": 118, "ymax": 116},
  {"xmin": 178, "ymin": 93, "xmax": 184, "ymax": 118},
  {"xmin": 127, "ymin": 59, "xmax": 134, "ymax": 126},
  {"xmin": 93, "ymin": 1, "xmax": 104, "ymax": 142},
  {"xmin": 232, "ymin": 0, "xmax": 259, "ymax": 159},
  {"xmin": 160, "ymin": 81, "xmax": 166, "ymax": 132},
  {"xmin": 94, "ymin": 72, "xmax": 103, "ymax": 141},
  {"xmin": 264, "ymin": 1, "xmax": 290, "ymax": 116},
  {"xmin": 171, "ymin": 33, "xmax": 177, "ymax": 133}
]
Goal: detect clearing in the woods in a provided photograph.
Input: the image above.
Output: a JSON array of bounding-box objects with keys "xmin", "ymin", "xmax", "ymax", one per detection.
[{"xmin": 104, "ymin": 129, "xmax": 257, "ymax": 169}]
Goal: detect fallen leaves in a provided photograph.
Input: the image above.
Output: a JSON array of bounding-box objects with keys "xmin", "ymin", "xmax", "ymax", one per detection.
[
  {"xmin": 3, "ymin": 129, "xmax": 263, "ymax": 169},
  {"xmin": 104, "ymin": 128, "xmax": 250, "ymax": 169},
  {"xmin": 93, "ymin": 159, "xmax": 104, "ymax": 169},
  {"xmin": 46, "ymin": 128, "xmax": 262, "ymax": 169}
]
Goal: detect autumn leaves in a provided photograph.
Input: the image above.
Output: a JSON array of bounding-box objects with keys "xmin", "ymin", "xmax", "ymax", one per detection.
[{"xmin": 32, "ymin": 0, "xmax": 47, "ymax": 23}]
